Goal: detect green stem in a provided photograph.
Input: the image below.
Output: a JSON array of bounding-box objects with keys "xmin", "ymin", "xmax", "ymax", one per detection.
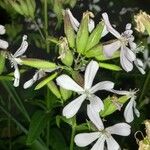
[
  {"xmin": 70, "ymin": 127, "xmax": 75, "ymax": 150},
  {"xmin": 44, "ymin": 0, "xmax": 50, "ymax": 53},
  {"xmin": 139, "ymin": 70, "xmax": 150, "ymax": 102}
]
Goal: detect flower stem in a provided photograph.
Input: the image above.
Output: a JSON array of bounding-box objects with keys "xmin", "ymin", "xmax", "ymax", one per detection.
[
  {"xmin": 70, "ymin": 127, "xmax": 75, "ymax": 150},
  {"xmin": 139, "ymin": 70, "xmax": 150, "ymax": 102}
]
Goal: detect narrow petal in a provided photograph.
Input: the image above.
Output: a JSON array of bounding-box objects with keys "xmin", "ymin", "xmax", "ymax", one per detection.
[
  {"xmin": 124, "ymin": 99, "xmax": 134, "ymax": 123},
  {"xmin": 0, "ymin": 25, "xmax": 6, "ymax": 35},
  {"xmin": 109, "ymin": 89, "xmax": 130, "ymax": 95},
  {"xmin": 74, "ymin": 132, "xmax": 100, "ymax": 147},
  {"xmin": 87, "ymin": 105, "xmax": 104, "ymax": 130},
  {"xmin": 120, "ymin": 46, "xmax": 133, "ymax": 72},
  {"xmin": 106, "ymin": 123, "xmax": 131, "ymax": 136},
  {"xmin": 133, "ymin": 100, "xmax": 140, "ymax": 118},
  {"xmin": 88, "ymin": 19, "xmax": 95, "ymax": 32},
  {"xmin": 63, "ymin": 94, "xmax": 86, "ymax": 118},
  {"xmin": 101, "ymin": 25, "xmax": 109, "ymax": 37},
  {"xmin": 103, "ymin": 40, "xmax": 121, "ymax": 58},
  {"xmin": 13, "ymin": 63, "xmax": 20, "ymax": 87},
  {"xmin": 23, "ymin": 78, "xmax": 35, "ymax": 89},
  {"xmin": 102, "ymin": 13, "xmax": 121, "ymax": 39},
  {"xmin": 106, "ymin": 136, "xmax": 120, "ymax": 150},
  {"xmin": 13, "ymin": 35, "xmax": 28, "ymax": 57},
  {"xmin": 126, "ymin": 23, "xmax": 131, "ymax": 30},
  {"xmin": 66, "ymin": 9, "xmax": 80, "ymax": 32},
  {"xmin": 91, "ymin": 136, "xmax": 105, "ymax": 150},
  {"xmin": 90, "ymin": 81, "xmax": 114, "ymax": 93},
  {"xmin": 134, "ymin": 59, "xmax": 145, "ymax": 75},
  {"xmin": 125, "ymin": 47, "xmax": 136, "ymax": 62},
  {"xmin": 89, "ymin": 95, "xmax": 104, "ymax": 112},
  {"xmin": 0, "ymin": 39, "xmax": 9, "ymax": 49},
  {"xmin": 144, "ymin": 49, "xmax": 148, "ymax": 60},
  {"xmin": 84, "ymin": 60, "xmax": 99, "ymax": 90},
  {"xmin": 56, "ymin": 74, "xmax": 84, "ymax": 93}
]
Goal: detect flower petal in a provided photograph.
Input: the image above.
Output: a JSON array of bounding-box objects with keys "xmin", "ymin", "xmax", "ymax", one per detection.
[
  {"xmin": 90, "ymin": 81, "xmax": 114, "ymax": 93},
  {"xmin": 124, "ymin": 99, "xmax": 134, "ymax": 123},
  {"xmin": 88, "ymin": 19, "xmax": 95, "ymax": 32},
  {"xmin": 0, "ymin": 39, "xmax": 9, "ymax": 49},
  {"xmin": 102, "ymin": 13, "xmax": 121, "ymax": 39},
  {"xmin": 84, "ymin": 60, "xmax": 99, "ymax": 90},
  {"xmin": 133, "ymin": 99, "xmax": 140, "ymax": 118},
  {"xmin": 87, "ymin": 105, "xmax": 104, "ymax": 130},
  {"xmin": 0, "ymin": 25, "xmax": 6, "ymax": 35},
  {"xmin": 56, "ymin": 74, "xmax": 84, "ymax": 93},
  {"xmin": 125, "ymin": 47, "xmax": 136, "ymax": 62},
  {"xmin": 109, "ymin": 89, "xmax": 130, "ymax": 95},
  {"xmin": 106, "ymin": 123, "xmax": 131, "ymax": 136},
  {"xmin": 66, "ymin": 9, "xmax": 80, "ymax": 32},
  {"xmin": 74, "ymin": 132, "xmax": 100, "ymax": 147},
  {"xmin": 106, "ymin": 136, "xmax": 120, "ymax": 150},
  {"xmin": 101, "ymin": 25, "xmax": 109, "ymax": 37},
  {"xmin": 89, "ymin": 95, "xmax": 104, "ymax": 112},
  {"xmin": 13, "ymin": 35, "xmax": 28, "ymax": 58},
  {"xmin": 120, "ymin": 46, "xmax": 133, "ymax": 72},
  {"xmin": 63, "ymin": 94, "xmax": 86, "ymax": 118},
  {"xmin": 103, "ymin": 40, "xmax": 121, "ymax": 58},
  {"xmin": 91, "ymin": 135, "xmax": 105, "ymax": 150},
  {"xmin": 134, "ymin": 59, "xmax": 145, "ymax": 75},
  {"xmin": 13, "ymin": 63, "xmax": 20, "ymax": 87}
]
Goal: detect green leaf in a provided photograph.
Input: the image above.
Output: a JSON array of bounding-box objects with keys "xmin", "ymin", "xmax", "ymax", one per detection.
[
  {"xmin": 26, "ymin": 111, "xmax": 49, "ymax": 145},
  {"xmin": 100, "ymin": 95, "xmax": 130, "ymax": 117},
  {"xmin": 35, "ymin": 72, "xmax": 58, "ymax": 90},
  {"xmin": 99, "ymin": 62, "xmax": 122, "ymax": 71},
  {"xmin": 56, "ymin": 115, "xmax": 76, "ymax": 127},
  {"xmin": 60, "ymin": 87, "xmax": 72, "ymax": 101},
  {"xmin": 19, "ymin": 58, "xmax": 57, "ymax": 69},
  {"xmin": 0, "ymin": 52, "xmax": 5, "ymax": 75}
]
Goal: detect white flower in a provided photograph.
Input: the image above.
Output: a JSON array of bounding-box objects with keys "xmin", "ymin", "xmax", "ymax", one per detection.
[
  {"xmin": 0, "ymin": 25, "xmax": 9, "ymax": 49},
  {"xmin": 143, "ymin": 49, "xmax": 150, "ymax": 69},
  {"xmin": 23, "ymin": 69, "xmax": 55, "ymax": 89},
  {"xmin": 134, "ymin": 58, "xmax": 145, "ymax": 74},
  {"xmin": 102, "ymin": 13, "xmax": 136, "ymax": 72},
  {"xmin": 56, "ymin": 60, "xmax": 114, "ymax": 118},
  {"xmin": 111, "ymin": 89, "xmax": 140, "ymax": 123},
  {"xmin": 74, "ymin": 105, "xmax": 131, "ymax": 150},
  {"xmin": 8, "ymin": 35, "xmax": 28, "ymax": 87}
]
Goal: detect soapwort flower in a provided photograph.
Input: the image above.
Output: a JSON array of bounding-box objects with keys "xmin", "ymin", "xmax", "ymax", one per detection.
[
  {"xmin": 74, "ymin": 105, "xmax": 131, "ymax": 150},
  {"xmin": 0, "ymin": 25, "xmax": 9, "ymax": 49},
  {"xmin": 7, "ymin": 35, "xmax": 28, "ymax": 87},
  {"xmin": 143, "ymin": 49, "xmax": 150, "ymax": 69},
  {"xmin": 102, "ymin": 13, "xmax": 136, "ymax": 72},
  {"xmin": 56, "ymin": 60, "xmax": 114, "ymax": 118},
  {"xmin": 111, "ymin": 89, "xmax": 140, "ymax": 123}
]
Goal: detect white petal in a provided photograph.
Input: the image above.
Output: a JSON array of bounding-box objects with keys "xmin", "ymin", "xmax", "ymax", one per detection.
[
  {"xmin": 63, "ymin": 94, "xmax": 86, "ymax": 118},
  {"xmin": 23, "ymin": 78, "xmax": 35, "ymax": 89},
  {"xmin": 144, "ymin": 49, "xmax": 149, "ymax": 60},
  {"xmin": 74, "ymin": 132, "xmax": 100, "ymax": 147},
  {"xmin": 0, "ymin": 25, "xmax": 6, "ymax": 35},
  {"xmin": 13, "ymin": 64, "xmax": 20, "ymax": 87},
  {"xmin": 134, "ymin": 59, "xmax": 145, "ymax": 75},
  {"xmin": 56, "ymin": 74, "xmax": 84, "ymax": 93},
  {"xmin": 91, "ymin": 136, "xmax": 105, "ymax": 150},
  {"xmin": 106, "ymin": 136, "xmax": 120, "ymax": 150},
  {"xmin": 90, "ymin": 81, "xmax": 114, "ymax": 93},
  {"xmin": 66, "ymin": 9, "xmax": 80, "ymax": 32},
  {"xmin": 124, "ymin": 99, "xmax": 134, "ymax": 123},
  {"xmin": 125, "ymin": 47, "xmax": 136, "ymax": 62},
  {"xmin": 0, "ymin": 39, "xmax": 9, "ymax": 49},
  {"xmin": 109, "ymin": 89, "xmax": 130, "ymax": 95},
  {"xmin": 102, "ymin": 13, "xmax": 121, "ymax": 39},
  {"xmin": 88, "ymin": 19, "xmax": 95, "ymax": 32},
  {"xmin": 120, "ymin": 46, "xmax": 133, "ymax": 72},
  {"xmin": 133, "ymin": 99, "xmax": 140, "ymax": 118},
  {"xmin": 106, "ymin": 123, "xmax": 131, "ymax": 136},
  {"xmin": 13, "ymin": 35, "xmax": 28, "ymax": 58},
  {"xmin": 126, "ymin": 23, "xmax": 131, "ymax": 30},
  {"xmin": 87, "ymin": 105, "xmax": 104, "ymax": 130},
  {"xmin": 84, "ymin": 60, "xmax": 99, "ymax": 90},
  {"xmin": 103, "ymin": 40, "xmax": 121, "ymax": 58},
  {"xmin": 89, "ymin": 95, "xmax": 104, "ymax": 112}
]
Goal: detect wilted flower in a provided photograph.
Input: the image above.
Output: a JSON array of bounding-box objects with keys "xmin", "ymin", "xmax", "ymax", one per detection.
[
  {"xmin": 8, "ymin": 35, "xmax": 28, "ymax": 87},
  {"xmin": 0, "ymin": 25, "xmax": 9, "ymax": 49},
  {"xmin": 74, "ymin": 105, "xmax": 131, "ymax": 150},
  {"xmin": 111, "ymin": 89, "xmax": 140, "ymax": 123},
  {"xmin": 56, "ymin": 60, "xmax": 114, "ymax": 118},
  {"xmin": 23, "ymin": 69, "xmax": 55, "ymax": 89},
  {"xmin": 102, "ymin": 13, "xmax": 136, "ymax": 72}
]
